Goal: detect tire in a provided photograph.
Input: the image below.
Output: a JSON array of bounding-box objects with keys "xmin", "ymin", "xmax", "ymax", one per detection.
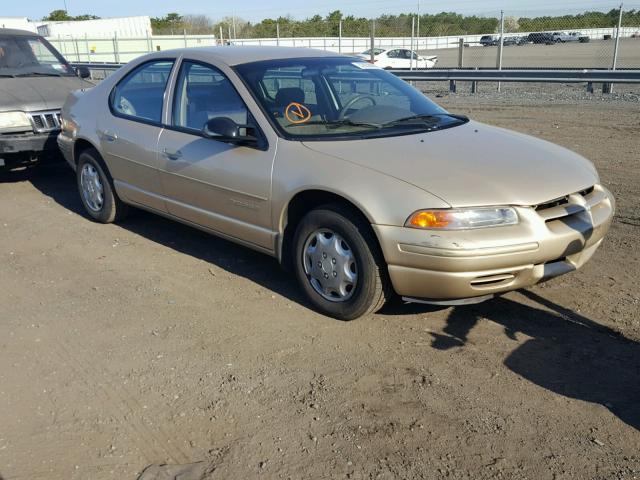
[
  {"xmin": 292, "ymin": 204, "xmax": 392, "ymax": 320},
  {"xmin": 76, "ymin": 148, "xmax": 129, "ymax": 223}
]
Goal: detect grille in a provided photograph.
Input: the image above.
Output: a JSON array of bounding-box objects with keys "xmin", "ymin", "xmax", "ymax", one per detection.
[
  {"xmin": 28, "ymin": 111, "xmax": 61, "ymax": 133},
  {"xmin": 534, "ymin": 186, "xmax": 602, "ymax": 223}
]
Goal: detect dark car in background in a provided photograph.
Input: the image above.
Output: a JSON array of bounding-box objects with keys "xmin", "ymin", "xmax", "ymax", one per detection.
[
  {"xmin": 479, "ymin": 35, "xmax": 498, "ymax": 46},
  {"xmin": 0, "ymin": 28, "xmax": 92, "ymax": 171},
  {"xmin": 528, "ymin": 32, "xmax": 555, "ymax": 44}
]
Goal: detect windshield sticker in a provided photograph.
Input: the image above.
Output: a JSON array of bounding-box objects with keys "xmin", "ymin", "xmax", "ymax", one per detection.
[
  {"xmin": 352, "ymin": 61, "xmax": 382, "ymax": 70},
  {"xmin": 285, "ymin": 102, "xmax": 312, "ymax": 124}
]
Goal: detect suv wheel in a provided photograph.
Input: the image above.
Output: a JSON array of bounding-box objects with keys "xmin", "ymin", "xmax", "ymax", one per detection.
[
  {"xmin": 292, "ymin": 204, "xmax": 392, "ymax": 320},
  {"xmin": 77, "ymin": 148, "xmax": 128, "ymax": 223}
]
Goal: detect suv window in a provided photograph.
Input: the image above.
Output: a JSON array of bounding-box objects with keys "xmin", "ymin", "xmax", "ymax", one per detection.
[
  {"xmin": 173, "ymin": 61, "xmax": 248, "ymax": 131},
  {"xmin": 111, "ymin": 60, "xmax": 174, "ymax": 123}
]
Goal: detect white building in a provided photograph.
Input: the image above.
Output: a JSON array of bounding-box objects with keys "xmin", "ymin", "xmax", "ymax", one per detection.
[
  {"xmin": 36, "ymin": 16, "xmax": 152, "ymax": 38},
  {"xmin": 0, "ymin": 16, "xmax": 37, "ymax": 32}
]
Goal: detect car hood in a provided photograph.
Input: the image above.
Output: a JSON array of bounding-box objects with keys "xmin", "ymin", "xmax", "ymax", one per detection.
[
  {"xmin": 0, "ymin": 76, "xmax": 92, "ymax": 113},
  {"xmin": 302, "ymin": 120, "xmax": 599, "ymax": 208}
]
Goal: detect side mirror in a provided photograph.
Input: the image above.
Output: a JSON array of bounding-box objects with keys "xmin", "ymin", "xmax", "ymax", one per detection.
[
  {"xmin": 76, "ymin": 66, "xmax": 91, "ymax": 79},
  {"xmin": 203, "ymin": 117, "xmax": 258, "ymax": 145}
]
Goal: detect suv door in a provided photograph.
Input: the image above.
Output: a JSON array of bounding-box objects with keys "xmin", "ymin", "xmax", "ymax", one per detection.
[
  {"xmin": 157, "ymin": 60, "xmax": 276, "ymax": 251},
  {"xmin": 101, "ymin": 59, "xmax": 175, "ymax": 211}
]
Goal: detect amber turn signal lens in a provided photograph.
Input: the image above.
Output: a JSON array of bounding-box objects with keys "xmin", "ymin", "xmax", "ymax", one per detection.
[
  {"xmin": 407, "ymin": 210, "xmax": 451, "ymax": 228},
  {"xmin": 405, "ymin": 207, "xmax": 518, "ymax": 230}
]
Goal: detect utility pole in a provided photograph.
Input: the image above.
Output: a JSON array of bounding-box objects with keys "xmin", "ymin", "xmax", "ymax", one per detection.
[
  {"xmin": 612, "ymin": 3, "xmax": 623, "ymax": 70},
  {"xmin": 496, "ymin": 10, "xmax": 504, "ymax": 92},
  {"xmin": 410, "ymin": 16, "xmax": 415, "ymax": 70},
  {"xmin": 232, "ymin": 15, "xmax": 237, "ymax": 39},
  {"xmin": 416, "ymin": 0, "xmax": 421, "ymax": 51},
  {"xmin": 607, "ymin": 3, "xmax": 624, "ymax": 93},
  {"xmin": 370, "ymin": 20, "xmax": 375, "ymax": 63}
]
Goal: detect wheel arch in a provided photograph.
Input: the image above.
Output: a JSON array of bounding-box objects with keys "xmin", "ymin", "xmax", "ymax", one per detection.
[
  {"xmin": 277, "ymin": 188, "xmax": 384, "ymax": 271},
  {"xmin": 72, "ymin": 137, "xmax": 100, "ymax": 167}
]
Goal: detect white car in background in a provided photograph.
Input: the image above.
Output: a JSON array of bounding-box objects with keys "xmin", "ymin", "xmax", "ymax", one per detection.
[{"xmin": 357, "ymin": 48, "xmax": 437, "ymax": 69}]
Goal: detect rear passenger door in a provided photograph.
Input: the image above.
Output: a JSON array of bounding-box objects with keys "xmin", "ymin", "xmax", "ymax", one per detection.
[
  {"xmin": 156, "ymin": 60, "xmax": 276, "ymax": 251},
  {"xmin": 100, "ymin": 59, "xmax": 175, "ymax": 211}
]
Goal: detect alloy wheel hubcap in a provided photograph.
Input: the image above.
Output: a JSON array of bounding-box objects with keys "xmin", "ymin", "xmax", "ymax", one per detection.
[
  {"xmin": 80, "ymin": 163, "xmax": 104, "ymax": 212},
  {"xmin": 303, "ymin": 229, "xmax": 357, "ymax": 302}
]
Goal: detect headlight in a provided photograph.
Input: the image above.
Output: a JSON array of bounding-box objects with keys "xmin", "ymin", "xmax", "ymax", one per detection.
[
  {"xmin": 0, "ymin": 111, "xmax": 32, "ymax": 132},
  {"xmin": 406, "ymin": 207, "xmax": 518, "ymax": 230}
]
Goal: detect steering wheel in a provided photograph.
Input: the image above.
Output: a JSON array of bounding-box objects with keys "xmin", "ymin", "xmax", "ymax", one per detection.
[{"xmin": 338, "ymin": 94, "xmax": 377, "ymax": 119}]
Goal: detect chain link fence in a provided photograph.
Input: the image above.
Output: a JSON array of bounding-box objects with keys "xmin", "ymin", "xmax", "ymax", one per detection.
[{"xmin": 47, "ymin": 7, "xmax": 640, "ymax": 69}]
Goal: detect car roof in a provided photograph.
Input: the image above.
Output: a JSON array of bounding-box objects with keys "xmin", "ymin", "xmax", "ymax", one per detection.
[
  {"xmin": 0, "ymin": 28, "xmax": 41, "ymax": 37},
  {"xmin": 148, "ymin": 46, "xmax": 349, "ymax": 66}
]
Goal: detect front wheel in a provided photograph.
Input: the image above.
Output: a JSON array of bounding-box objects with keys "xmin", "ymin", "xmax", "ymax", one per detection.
[
  {"xmin": 76, "ymin": 148, "xmax": 129, "ymax": 223},
  {"xmin": 292, "ymin": 205, "xmax": 392, "ymax": 320}
]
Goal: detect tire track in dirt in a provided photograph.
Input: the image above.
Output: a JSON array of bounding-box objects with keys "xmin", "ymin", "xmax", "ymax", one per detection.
[{"xmin": 50, "ymin": 335, "xmax": 194, "ymax": 466}]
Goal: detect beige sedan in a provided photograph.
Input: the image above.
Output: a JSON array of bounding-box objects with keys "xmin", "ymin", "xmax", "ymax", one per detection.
[{"xmin": 58, "ymin": 47, "xmax": 614, "ymax": 320}]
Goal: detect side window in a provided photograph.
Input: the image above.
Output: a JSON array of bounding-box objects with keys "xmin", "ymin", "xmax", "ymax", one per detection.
[
  {"xmin": 387, "ymin": 50, "xmax": 400, "ymax": 59},
  {"xmin": 173, "ymin": 61, "xmax": 248, "ymax": 132},
  {"xmin": 111, "ymin": 60, "xmax": 174, "ymax": 123}
]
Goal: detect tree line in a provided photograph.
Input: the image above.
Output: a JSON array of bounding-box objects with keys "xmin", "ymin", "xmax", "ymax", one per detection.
[
  {"xmin": 41, "ymin": 9, "xmax": 639, "ymax": 37},
  {"xmin": 152, "ymin": 9, "xmax": 640, "ymax": 37}
]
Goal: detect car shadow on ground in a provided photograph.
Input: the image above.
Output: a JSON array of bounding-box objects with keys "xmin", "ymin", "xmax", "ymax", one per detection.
[
  {"xmin": 4, "ymin": 163, "xmax": 306, "ymax": 306},
  {"xmin": 430, "ymin": 289, "xmax": 640, "ymax": 431},
  {"xmin": 8, "ymin": 164, "xmax": 639, "ymax": 431}
]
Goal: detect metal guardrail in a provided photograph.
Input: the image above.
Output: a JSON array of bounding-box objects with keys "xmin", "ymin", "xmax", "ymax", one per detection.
[
  {"xmin": 393, "ymin": 68, "xmax": 640, "ymax": 93},
  {"xmin": 393, "ymin": 68, "xmax": 640, "ymax": 83},
  {"xmin": 72, "ymin": 62, "xmax": 640, "ymax": 93}
]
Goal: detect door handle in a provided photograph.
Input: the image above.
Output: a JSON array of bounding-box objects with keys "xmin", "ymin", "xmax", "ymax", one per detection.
[
  {"xmin": 162, "ymin": 148, "xmax": 182, "ymax": 161},
  {"xmin": 100, "ymin": 130, "xmax": 117, "ymax": 142}
]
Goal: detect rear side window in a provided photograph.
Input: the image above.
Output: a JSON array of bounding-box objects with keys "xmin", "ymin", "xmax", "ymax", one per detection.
[{"xmin": 111, "ymin": 60, "xmax": 174, "ymax": 123}]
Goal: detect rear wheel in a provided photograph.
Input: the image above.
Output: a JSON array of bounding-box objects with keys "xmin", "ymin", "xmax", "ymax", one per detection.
[
  {"xmin": 76, "ymin": 148, "xmax": 128, "ymax": 223},
  {"xmin": 292, "ymin": 204, "xmax": 392, "ymax": 320}
]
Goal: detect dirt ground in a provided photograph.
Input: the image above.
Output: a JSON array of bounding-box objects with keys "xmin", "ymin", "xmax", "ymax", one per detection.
[{"xmin": 1, "ymin": 95, "xmax": 639, "ymax": 480}]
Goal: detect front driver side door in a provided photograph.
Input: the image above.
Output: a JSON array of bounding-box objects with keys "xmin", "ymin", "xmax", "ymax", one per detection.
[{"xmin": 157, "ymin": 60, "xmax": 276, "ymax": 252}]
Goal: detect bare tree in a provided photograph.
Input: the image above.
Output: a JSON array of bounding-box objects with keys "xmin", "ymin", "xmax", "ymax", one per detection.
[
  {"xmin": 503, "ymin": 16, "xmax": 520, "ymax": 33},
  {"xmin": 182, "ymin": 14, "xmax": 214, "ymax": 34}
]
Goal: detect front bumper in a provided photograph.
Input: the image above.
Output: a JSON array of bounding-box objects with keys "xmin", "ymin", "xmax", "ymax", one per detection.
[
  {"xmin": 0, "ymin": 131, "xmax": 59, "ymax": 155},
  {"xmin": 57, "ymin": 131, "xmax": 75, "ymax": 170},
  {"xmin": 374, "ymin": 184, "xmax": 615, "ymax": 301},
  {"xmin": 0, "ymin": 131, "xmax": 59, "ymax": 168}
]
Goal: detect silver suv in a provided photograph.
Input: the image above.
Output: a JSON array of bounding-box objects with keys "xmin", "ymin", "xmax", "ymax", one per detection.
[{"xmin": 0, "ymin": 28, "xmax": 92, "ymax": 171}]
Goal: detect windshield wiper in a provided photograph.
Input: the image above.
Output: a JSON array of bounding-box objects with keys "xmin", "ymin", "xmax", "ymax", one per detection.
[
  {"xmin": 0, "ymin": 73, "xmax": 16, "ymax": 78},
  {"xmin": 15, "ymin": 71, "xmax": 62, "ymax": 77},
  {"xmin": 383, "ymin": 113, "xmax": 468, "ymax": 128},
  {"xmin": 288, "ymin": 118, "xmax": 382, "ymax": 129}
]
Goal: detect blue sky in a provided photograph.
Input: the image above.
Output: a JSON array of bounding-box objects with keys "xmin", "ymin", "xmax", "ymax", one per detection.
[{"xmin": 4, "ymin": 0, "xmax": 629, "ymax": 22}]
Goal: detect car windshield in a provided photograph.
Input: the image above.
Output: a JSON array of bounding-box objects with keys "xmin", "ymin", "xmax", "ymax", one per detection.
[
  {"xmin": 360, "ymin": 48, "xmax": 385, "ymax": 56},
  {"xmin": 235, "ymin": 57, "xmax": 466, "ymax": 140},
  {"xmin": 0, "ymin": 35, "xmax": 75, "ymax": 77}
]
